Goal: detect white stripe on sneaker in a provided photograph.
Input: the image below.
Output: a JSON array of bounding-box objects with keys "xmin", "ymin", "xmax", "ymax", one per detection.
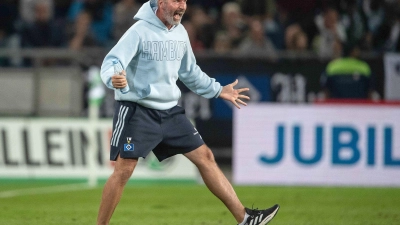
[
  {"xmin": 249, "ymin": 219, "xmax": 254, "ymax": 225},
  {"xmin": 260, "ymin": 206, "xmax": 279, "ymax": 225}
]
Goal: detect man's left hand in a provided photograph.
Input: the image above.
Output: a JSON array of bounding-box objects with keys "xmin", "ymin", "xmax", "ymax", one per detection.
[{"xmin": 219, "ymin": 79, "xmax": 250, "ymax": 109}]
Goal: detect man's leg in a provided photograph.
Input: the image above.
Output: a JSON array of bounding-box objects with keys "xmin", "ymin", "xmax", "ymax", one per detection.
[
  {"xmin": 97, "ymin": 155, "xmax": 138, "ymax": 225},
  {"xmin": 184, "ymin": 144, "xmax": 245, "ymax": 223}
]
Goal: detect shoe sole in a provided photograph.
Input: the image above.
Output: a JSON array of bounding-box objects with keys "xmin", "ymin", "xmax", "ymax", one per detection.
[{"xmin": 260, "ymin": 205, "xmax": 279, "ymax": 225}]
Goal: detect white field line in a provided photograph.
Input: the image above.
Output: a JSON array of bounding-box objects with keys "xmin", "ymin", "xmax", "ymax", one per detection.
[{"xmin": 0, "ymin": 183, "xmax": 96, "ymax": 199}]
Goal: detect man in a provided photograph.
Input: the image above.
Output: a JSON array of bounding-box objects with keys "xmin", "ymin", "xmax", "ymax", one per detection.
[
  {"xmin": 20, "ymin": 0, "xmax": 65, "ymax": 48},
  {"xmin": 98, "ymin": 1, "xmax": 280, "ymax": 225},
  {"xmin": 320, "ymin": 44, "xmax": 379, "ymax": 100}
]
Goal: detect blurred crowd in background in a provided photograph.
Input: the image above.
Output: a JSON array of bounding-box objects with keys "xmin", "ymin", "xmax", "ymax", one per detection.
[{"xmin": 1, "ymin": 0, "xmax": 400, "ymax": 67}]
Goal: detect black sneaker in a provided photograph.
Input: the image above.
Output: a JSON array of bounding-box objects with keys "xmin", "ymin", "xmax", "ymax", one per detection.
[{"xmin": 241, "ymin": 204, "xmax": 280, "ymax": 225}]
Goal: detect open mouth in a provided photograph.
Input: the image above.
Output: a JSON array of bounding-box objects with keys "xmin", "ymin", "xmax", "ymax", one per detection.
[{"xmin": 174, "ymin": 11, "xmax": 184, "ymax": 20}]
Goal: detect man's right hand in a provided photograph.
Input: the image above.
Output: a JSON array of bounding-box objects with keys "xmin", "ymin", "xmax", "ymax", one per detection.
[{"xmin": 111, "ymin": 70, "xmax": 127, "ymax": 89}]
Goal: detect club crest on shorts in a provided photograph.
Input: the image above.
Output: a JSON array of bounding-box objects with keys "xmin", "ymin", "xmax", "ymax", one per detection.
[{"xmin": 124, "ymin": 137, "xmax": 134, "ymax": 151}]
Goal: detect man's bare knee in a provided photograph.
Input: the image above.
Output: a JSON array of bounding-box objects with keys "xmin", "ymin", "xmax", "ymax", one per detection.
[
  {"xmin": 202, "ymin": 147, "xmax": 216, "ymax": 164},
  {"xmin": 185, "ymin": 145, "xmax": 217, "ymax": 167},
  {"xmin": 112, "ymin": 157, "xmax": 137, "ymax": 184},
  {"xmin": 113, "ymin": 167, "xmax": 134, "ymax": 182}
]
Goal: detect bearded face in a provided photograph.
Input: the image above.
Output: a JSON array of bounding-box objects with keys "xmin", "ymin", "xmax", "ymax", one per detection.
[{"xmin": 160, "ymin": 0, "xmax": 186, "ymax": 26}]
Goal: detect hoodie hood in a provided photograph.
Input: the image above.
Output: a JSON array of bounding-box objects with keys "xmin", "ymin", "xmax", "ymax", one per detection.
[
  {"xmin": 134, "ymin": 1, "xmax": 168, "ymax": 30},
  {"xmin": 149, "ymin": 0, "xmax": 158, "ymax": 11}
]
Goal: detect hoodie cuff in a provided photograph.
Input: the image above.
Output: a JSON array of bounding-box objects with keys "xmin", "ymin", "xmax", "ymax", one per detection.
[
  {"xmin": 214, "ymin": 86, "xmax": 222, "ymax": 98},
  {"xmin": 106, "ymin": 77, "xmax": 114, "ymax": 89}
]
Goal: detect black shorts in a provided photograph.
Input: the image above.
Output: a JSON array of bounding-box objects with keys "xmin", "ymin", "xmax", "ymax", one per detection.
[{"xmin": 110, "ymin": 101, "xmax": 204, "ymax": 161}]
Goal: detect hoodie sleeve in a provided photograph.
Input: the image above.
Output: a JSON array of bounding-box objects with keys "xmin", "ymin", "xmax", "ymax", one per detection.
[
  {"xmin": 100, "ymin": 29, "xmax": 141, "ymax": 89},
  {"xmin": 178, "ymin": 38, "xmax": 222, "ymax": 99}
]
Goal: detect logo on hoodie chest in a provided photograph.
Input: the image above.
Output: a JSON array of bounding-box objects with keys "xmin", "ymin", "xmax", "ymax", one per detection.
[{"xmin": 142, "ymin": 40, "xmax": 187, "ymax": 61}]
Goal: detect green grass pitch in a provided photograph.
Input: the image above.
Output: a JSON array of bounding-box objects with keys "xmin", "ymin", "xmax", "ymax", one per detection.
[{"xmin": 0, "ymin": 179, "xmax": 399, "ymax": 225}]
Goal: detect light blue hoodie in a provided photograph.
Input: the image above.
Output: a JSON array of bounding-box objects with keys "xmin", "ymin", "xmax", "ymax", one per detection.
[{"xmin": 100, "ymin": 1, "xmax": 222, "ymax": 110}]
